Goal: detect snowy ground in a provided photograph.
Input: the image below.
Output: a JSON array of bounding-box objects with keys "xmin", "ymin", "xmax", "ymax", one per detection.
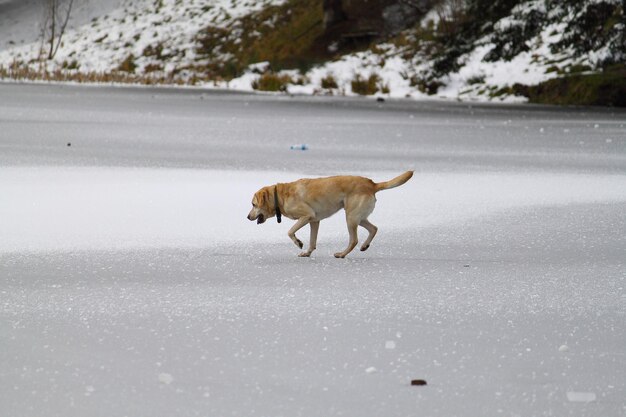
[{"xmin": 1, "ymin": 83, "xmax": 625, "ymax": 417}]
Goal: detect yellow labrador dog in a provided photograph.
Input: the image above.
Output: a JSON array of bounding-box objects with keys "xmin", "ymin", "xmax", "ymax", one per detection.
[{"xmin": 247, "ymin": 171, "xmax": 413, "ymax": 258}]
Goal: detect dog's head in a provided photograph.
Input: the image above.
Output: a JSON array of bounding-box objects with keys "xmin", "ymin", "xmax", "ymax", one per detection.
[{"xmin": 247, "ymin": 186, "xmax": 273, "ymax": 224}]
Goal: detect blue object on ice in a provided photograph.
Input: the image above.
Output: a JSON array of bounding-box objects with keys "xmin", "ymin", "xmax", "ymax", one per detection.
[{"xmin": 290, "ymin": 144, "xmax": 308, "ymax": 150}]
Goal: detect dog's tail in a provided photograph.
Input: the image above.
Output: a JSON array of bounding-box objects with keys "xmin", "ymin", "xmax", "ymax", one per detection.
[{"xmin": 375, "ymin": 171, "xmax": 413, "ymax": 192}]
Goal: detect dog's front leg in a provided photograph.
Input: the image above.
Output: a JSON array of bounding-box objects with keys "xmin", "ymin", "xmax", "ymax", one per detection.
[
  {"xmin": 299, "ymin": 221, "xmax": 319, "ymax": 257},
  {"xmin": 288, "ymin": 216, "xmax": 311, "ymax": 251}
]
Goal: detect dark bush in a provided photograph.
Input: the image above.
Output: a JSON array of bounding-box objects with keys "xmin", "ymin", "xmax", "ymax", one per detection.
[
  {"xmin": 321, "ymin": 74, "xmax": 338, "ymax": 89},
  {"xmin": 484, "ymin": 9, "xmax": 546, "ymax": 62},
  {"xmin": 411, "ymin": 75, "xmax": 445, "ymax": 95},
  {"xmin": 466, "ymin": 74, "xmax": 486, "ymax": 85},
  {"xmin": 118, "ymin": 54, "xmax": 136, "ymax": 73},
  {"xmin": 252, "ymin": 73, "xmax": 293, "ymax": 92},
  {"xmin": 553, "ymin": 2, "xmax": 621, "ymax": 56},
  {"xmin": 351, "ymin": 73, "xmax": 381, "ymax": 95}
]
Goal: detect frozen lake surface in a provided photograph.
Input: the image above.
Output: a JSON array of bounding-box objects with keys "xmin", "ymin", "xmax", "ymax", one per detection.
[{"xmin": 1, "ymin": 83, "xmax": 625, "ymax": 417}]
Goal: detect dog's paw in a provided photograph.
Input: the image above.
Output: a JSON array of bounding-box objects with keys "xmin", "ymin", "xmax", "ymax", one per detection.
[
  {"xmin": 298, "ymin": 251, "xmax": 311, "ymax": 257},
  {"xmin": 360, "ymin": 244, "xmax": 370, "ymax": 252},
  {"xmin": 334, "ymin": 252, "xmax": 346, "ymax": 259}
]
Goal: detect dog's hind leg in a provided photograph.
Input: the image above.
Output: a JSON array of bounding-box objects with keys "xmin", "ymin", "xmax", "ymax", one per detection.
[
  {"xmin": 359, "ymin": 219, "xmax": 378, "ymax": 251},
  {"xmin": 299, "ymin": 221, "xmax": 319, "ymax": 257},
  {"xmin": 288, "ymin": 216, "xmax": 311, "ymax": 250},
  {"xmin": 334, "ymin": 218, "xmax": 359, "ymax": 259}
]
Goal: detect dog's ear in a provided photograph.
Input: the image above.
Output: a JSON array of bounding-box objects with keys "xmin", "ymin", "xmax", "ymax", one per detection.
[{"xmin": 258, "ymin": 189, "xmax": 268, "ymax": 208}]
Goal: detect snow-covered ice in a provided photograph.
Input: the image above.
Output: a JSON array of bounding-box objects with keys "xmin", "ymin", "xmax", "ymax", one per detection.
[
  {"xmin": 1, "ymin": 83, "xmax": 625, "ymax": 417},
  {"xmin": 1, "ymin": 167, "xmax": 625, "ymax": 253},
  {"xmin": 566, "ymin": 392, "xmax": 597, "ymax": 403}
]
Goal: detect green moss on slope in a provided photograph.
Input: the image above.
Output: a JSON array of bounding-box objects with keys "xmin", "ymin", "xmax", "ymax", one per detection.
[
  {"xmin": 196, "ymin": 0, "xmax": 324, "ymax": 79},
  {"xmin": 515, "ymin": 65, "xmax": 626, "ymax": 107}
]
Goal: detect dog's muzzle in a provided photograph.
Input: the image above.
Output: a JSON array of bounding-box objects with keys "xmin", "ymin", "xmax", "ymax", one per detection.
[{"xmin": 248, "ymin": 213, "xmax": 265, "ymax": 224}]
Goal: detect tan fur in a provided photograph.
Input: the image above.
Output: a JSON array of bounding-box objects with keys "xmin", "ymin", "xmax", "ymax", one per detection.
[{"xmin": 247, "ymin": 171, "xmax": 413, "ymax": 258}]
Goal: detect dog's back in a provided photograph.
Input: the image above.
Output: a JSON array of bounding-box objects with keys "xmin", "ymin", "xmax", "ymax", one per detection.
[{"xmin": 291, "ymin": 175, "xmax": 376, "ymax": 200}]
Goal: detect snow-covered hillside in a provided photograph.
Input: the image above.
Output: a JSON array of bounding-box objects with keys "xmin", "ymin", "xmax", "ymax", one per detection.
[
  {"xmin": 0, "ymin": 0, "xmax": 284, "ymax": 75},
  {"xmin": 0, "ymin": 0, "xmax": 624, "ymax": 102},
  {"xmin": 0, "ymin": 0, "xmax": 124, "ymax": 51}
]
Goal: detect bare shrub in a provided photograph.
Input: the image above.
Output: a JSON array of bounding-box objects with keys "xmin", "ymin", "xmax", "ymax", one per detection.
[
  {"xmin": 40, "ymin": 0, "xmax": 74, "ymax": 60},
  {"xmin": 433, "ymin": 0, "xmax": 467, "ymax": 38}
]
